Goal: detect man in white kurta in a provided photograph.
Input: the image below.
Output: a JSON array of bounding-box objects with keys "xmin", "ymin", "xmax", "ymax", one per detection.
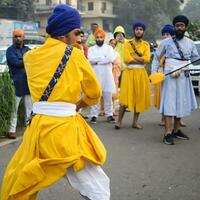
[{"xmin": 88, "ymin": 28, "xmax": 116, "ymax": 123}]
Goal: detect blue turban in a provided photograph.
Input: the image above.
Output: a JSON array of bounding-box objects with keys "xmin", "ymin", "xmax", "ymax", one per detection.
[
  {"xmin": 46, "ymin": 4, "xmax": 81, "ymax": 37},
  {"xmin": 133, "ymin": 20, "xmax": 146, "ymax": 31},
  {"xmin": 161, "ymin": 24, "xmax": 175, "ymax": 36},
  {"xmin": 173, "ymin": 15, "xmax": 189, "ymax": 27}
]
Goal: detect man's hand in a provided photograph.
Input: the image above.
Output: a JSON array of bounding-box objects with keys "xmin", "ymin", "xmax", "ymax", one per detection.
[{"xmin": 76, "ymin": 99, "xmax": 88, "ymax": 112}]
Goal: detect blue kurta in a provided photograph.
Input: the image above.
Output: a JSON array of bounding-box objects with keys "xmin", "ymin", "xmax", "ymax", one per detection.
[
  {"xmin": 6, "ymin": 44, "xmax": 30, "ymax": 97},
  {"xmin": 152, "ymin": 36, "xmax": 200, "ymax": 117}
]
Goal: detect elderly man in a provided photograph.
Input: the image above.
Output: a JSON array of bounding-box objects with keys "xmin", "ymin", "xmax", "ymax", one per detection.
[
  {"xmin": 88, "ymin": 28, "xmax": 116, "ymax": 124},
  {"xmin": 1, "ymin": 5, "xmax": 110, "ymax": 200},
  {"xmin": 115, "ymin": 21, "xmax": 151, "ymax": 129},
  {"xmin": 6, "ymin": 29, "xmax": 32, "ymax": 139},
  {"xmin": 152, "ymin": 15, "xmax": 199, "ymax": 145}
]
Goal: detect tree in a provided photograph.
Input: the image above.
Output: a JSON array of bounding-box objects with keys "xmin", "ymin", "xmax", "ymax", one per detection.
[
  {"xmin": 183, "ymin": 0, "xmax": 200, "ymax": 21},
  {"xmin": 113, "ymin": 0, "xmax": 182, "ymax": 41},
  {"xmin": 14, "ymin": 0, "xmax": 35, "ymax": 21},
  {"xmin": 188, "ymin": 21, "xmax": 200, "ymax": 41},
  {"xmin": 0, "ymin": 0, "xmax": 12, "ymax": 6},
  {"xmin": 182, "ymin": 0, "xmax": 200, "ymax": 40},
  {"xmin": 0, "ymin": 0, "xmax": 35, "ymax": 21}
]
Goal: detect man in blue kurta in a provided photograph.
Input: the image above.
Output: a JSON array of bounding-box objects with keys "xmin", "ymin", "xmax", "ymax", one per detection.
[
  {"xmin": 6, "ymin": 29, "xmax": 32, "ymax": 139},
  {"xmin": 152, "ymin": 15, "xmax": 199, "ymax": 145}
]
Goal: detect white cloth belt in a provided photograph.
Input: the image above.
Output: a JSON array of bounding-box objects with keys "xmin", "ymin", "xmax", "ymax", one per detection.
[
  {"xmin": 165, "ymin": 58, "xmax": 190, "ymax": 72},
  {"xmin": 32, "ymin": 101, "xmax": 77, "ymax": 117},
  {"xmin": 126, "ymin": 64, "xmax": 145, "ymax": 69}
]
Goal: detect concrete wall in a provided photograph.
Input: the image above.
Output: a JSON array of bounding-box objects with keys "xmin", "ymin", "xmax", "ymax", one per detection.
[{"xmin": 81, "ymin": 0, "xmax": 113, "ymax": 15}]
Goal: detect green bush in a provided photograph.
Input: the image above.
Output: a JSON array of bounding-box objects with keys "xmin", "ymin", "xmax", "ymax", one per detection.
[
  {"xmin": 0, "ymin": 71, "xmax": 15, "ymax": 136},
  {"xmin": 0, "ymin": 71, "xmax": 26, "ymax": 137}
]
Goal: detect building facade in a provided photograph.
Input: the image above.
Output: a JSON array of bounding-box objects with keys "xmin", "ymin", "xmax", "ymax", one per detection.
[{"xmin": 34, "ymin": 0, "xmax": 116, "ymax": 35}]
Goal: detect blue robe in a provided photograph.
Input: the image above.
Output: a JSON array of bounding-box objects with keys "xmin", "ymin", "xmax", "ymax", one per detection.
[
  {"xmin": 152, "ymin": 36, "xmax": 200, "ymax": 117},
  {"xmin": 6, "ymin": 44, "xmax": 30, "ymax": 97}
]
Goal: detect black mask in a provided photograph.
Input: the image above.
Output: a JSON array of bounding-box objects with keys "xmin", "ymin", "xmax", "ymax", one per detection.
[
  {"xmin": 96, "ymin": 40, "xmax": 104, "ymax": 46},
  {"xmin": 175, "ymin": 30, "xmax": 185, "ymax": 39}
]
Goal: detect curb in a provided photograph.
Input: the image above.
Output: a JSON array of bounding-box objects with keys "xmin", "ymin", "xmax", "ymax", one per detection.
[{"xmin": 0, "ymin": 136, "xmax": 22, "ymax": 148}]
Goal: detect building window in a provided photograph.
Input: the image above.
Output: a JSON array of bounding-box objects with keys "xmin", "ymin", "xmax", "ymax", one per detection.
[
  {"xmin": 37, "ymin": 21, "xmax": 41, "ymax": 28},
  {"xmin": 88, "ymin": 2, "xmax": 94, "ymax": 11},
  {"xmin": 77, "ymin": 0, "xmax": 83, "ymax": 10},
  {"xmin": 46, "ymin": 0, "xmax": 52, "ymax": 5},
  {"xmin": 102, "ymin": 2, "xmax": 106, "ymax": 13}
]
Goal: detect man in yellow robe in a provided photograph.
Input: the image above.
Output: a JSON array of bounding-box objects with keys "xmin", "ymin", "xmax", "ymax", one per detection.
[
  {"xmin": 1, "ymin": 4, "xmax": 110, "ymax": 200},
  {"xmin": 115, "ymin": 21, "xmax": 151, "ymax": 129}
]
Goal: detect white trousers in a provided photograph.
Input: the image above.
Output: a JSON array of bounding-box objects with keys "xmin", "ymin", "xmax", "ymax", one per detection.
[
  {"xmin": 90, "ymin": 92, "xmax": 113, "ymax": 117},
  {"xmin": 66, "ymin": 163, "xmax": 110, "ymax": 200},
  {"xmin": 9, "ymin": 95, "xmax": 32, "ymax": 132}
]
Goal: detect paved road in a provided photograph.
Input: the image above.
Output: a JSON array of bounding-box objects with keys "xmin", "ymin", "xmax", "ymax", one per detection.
[{"xmin": 1, "ymin": 108, "xmax": 200, "ymax": 200}]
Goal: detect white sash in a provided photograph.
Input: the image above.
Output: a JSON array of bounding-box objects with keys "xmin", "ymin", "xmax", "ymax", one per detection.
[
  {"xmin": 165, "ymin": 58, "xmax": 190, "ymax": 72},
  {"xmin": 126, "ymin": 64, "xmax": 145, "ymax": 69},
  {"xmin": 32, "ymin": 102, "xmax": 77, "ymax": 117}
]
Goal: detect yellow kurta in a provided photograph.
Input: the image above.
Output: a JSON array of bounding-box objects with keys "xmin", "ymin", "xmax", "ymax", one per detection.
[
  {"xmin": 120, "ymin": 38, "xmax": 151, "ymax": 112},
  {"xmin": 1, "ymin": 38, "xmax": 106, "ymax": 200},
  {"xmin": 114, "ymin": 42, "xmax": 126, "ymax": 71}
]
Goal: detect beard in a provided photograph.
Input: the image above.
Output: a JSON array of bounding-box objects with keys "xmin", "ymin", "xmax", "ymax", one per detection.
[
  {"xmin": 135, "ymin": 34, "xmax": 143, "ymax": 40},
  {"xmin": 96, "ymin": 40, "xmax": 104, "ymax": 46},
  {"xmin": 175, "ymin": 30, "xmax": 185, "ymax": 39}
]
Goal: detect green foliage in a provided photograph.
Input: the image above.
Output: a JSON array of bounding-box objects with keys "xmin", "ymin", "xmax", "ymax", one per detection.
[
  {"xmin": 0, "ymin": 71, "xmax": 26, "ymax": 136},
  {"xmin": 0, "ymin": 0, "xmax": 35, "ymax": 20},
  {"xmin": 15, "ymin": 0, "xmax": 35, "ymax": 20},
  {"xmin": 0, "ymin": 71, "xmax": 15, "ymax": 136},
  {"xmin": 0, "ymin": 0, "xmax": 13, "ymax": 6},
  {"xmin": 113, "ymin": 0, "xmax": 182, "ymax": 41},
  {"xmin": 183, "ymin": 0, "xmax": 200, "ymax": 21},
  {"xmin": 188, "ymin": 21, "xmax": 200, "ymax": 41}
]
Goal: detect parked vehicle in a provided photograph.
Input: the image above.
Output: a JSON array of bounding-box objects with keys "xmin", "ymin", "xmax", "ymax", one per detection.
[
  {"xmin": 0, "ymin": 45, "xmax": 41, "ymax": 73},
  {"xmin": 0, "ymin": 18, "xmax": 45, "ymax": 47},
  {"xmin": 0, "ymin": 47, "xmax": 8, "ymax": 73},
  {"xmin": 189, "ymin": 41, "xmax": 200, "ymax": 95}
]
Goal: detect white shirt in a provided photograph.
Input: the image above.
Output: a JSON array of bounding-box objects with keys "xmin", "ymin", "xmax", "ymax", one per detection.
[{"xmin": 88, "ymin": 44, "xmax": 116, "ymax": 93}]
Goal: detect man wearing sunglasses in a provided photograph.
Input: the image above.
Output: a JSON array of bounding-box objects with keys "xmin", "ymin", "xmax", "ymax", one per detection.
[
  {"xmin": 1, "ymin": 4, "xmax": 110, "ymax": 200},
  {"xmin": 6, "ymin": 29, "xmax": 32, "ymax": 139}
]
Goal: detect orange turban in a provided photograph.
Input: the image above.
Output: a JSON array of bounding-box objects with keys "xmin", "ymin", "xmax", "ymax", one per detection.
[
  {"xmin": 94, "ymin": 28, "xmax": 106, "ymax": 39},
  {"xmin": 13, "ymin": 29, "xmax": 25, "ymax": 37}
]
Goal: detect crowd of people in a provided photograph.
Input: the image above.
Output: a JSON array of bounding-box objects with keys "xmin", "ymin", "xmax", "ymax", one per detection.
[{"xmin": 1, "ymin": 3, "xmax": 200, "ymax": 200}]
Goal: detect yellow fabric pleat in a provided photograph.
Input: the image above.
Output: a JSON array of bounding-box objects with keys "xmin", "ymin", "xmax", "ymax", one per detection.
[
  {"xmin": 119, "ymin": 68, "xmax": 151, "ymax": 112},
  {"xmin": 154, "ymin": 83, "xmax": 161, "ymax": 110},
  {"xmin": 1, "ymin": 38, "xmax": 106, "ymax": 200},
  {"xmin": 153, "ymin": 56, "xmax": 165, "ymax": 109}
]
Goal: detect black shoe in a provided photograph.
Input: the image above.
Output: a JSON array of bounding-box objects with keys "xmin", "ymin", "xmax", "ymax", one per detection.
[
  {"xmin": 90, "ymin": 116, "xmax": 97, "ymax": 124},
  {"xmin": 173, "ymin": 129, "xmax": 189, "ymax": 140},
  {"xmin": 163, "ymin": 134, "xmax": 174, "ymax": 145},
  {"xmin": 107, "ymin": 116, "xmax": 116, "ymax": 124}
]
